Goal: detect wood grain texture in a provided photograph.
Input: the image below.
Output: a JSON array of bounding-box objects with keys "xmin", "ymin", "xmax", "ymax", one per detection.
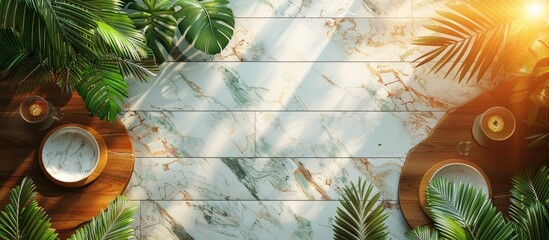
[
  {"xmin": 399, "ymin": 79, "xmax": 549, "ymax": 228},
  {"xmin": 0, "ymin": 84, "xmax": 134, "ymax": 235}
]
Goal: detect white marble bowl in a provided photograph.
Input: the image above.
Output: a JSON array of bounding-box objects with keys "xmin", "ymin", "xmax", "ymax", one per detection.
[
  {"xmin": 39, "ymin": 124, "xmax": 107, "ymax": 187},
  {"xmin": 419, "ymin": 159, "xmax": 491, "ymax": 211}
]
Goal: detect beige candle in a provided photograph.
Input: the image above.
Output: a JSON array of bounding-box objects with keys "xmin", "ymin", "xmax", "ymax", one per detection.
[{"xmin": 487, "ymin": 115, "xmax": 504, "ymax": 133}]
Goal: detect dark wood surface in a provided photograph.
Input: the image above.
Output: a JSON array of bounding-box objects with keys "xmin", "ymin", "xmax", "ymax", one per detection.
[
  {"xmin": 399, "ymin": 79, "xmax": 549, "ymax": 228},
  {"xmin": 0, "ymin": 85, "xmax": 134, "ymax": 237}
]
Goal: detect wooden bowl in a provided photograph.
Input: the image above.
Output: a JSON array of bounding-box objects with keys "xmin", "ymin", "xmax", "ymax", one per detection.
[
  {"xmin": 419, "ymin": 159, "xmax": 491, "ymax": 212},
  {"xmin": 39, "ymin": 124, "xmax": 107, "ymax": 187}
]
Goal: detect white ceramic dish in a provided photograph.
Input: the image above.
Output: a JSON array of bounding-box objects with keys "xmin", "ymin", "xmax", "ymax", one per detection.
[
  {"xmin": 419, "ymin": 159, "xmax": 491, "ymax": 211},
  {"xmin": 430, "ymin": 163, "xmax": 490, "ymax": 194},
  {"xmin": 41, "ymin": 126, "xmax": 100, "ymax": 183}
]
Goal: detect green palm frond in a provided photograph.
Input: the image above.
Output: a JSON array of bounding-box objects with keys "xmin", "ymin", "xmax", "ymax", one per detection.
[
  {"xmin": 175, "ymin": 0, "xmax": 234, "ymax": 55},
  {"xmin": 510, "ymin": 165, "xmax": 549, "ymax": 207},
  {"xmin": 405, "ymin": 225, "xmax": 441, "ymax": 240},
  {"xmin": 426, "ymin": 178, "xmax": 516, "ymax": 240},
  {"xmin": 0, "ymin": 0, "xmax": 68, "ymax": 69},
  {"xmin": 0, "ymin": 178, "xmax": 58, "ymax": 240},
  {"xmin": 413, "ymin": 0, "xmax": 531, "ymax": 83},
  {"xmin": 116, "ymin": 54, "xmax": 159, "ymax": 82},
  {"xmin": 513, "ymin": 202, "xmax": 549, "ymax": 240},
  {"xmin": 333, "ymin": 177, "xmax": 389, "ymax": 240},
  {"xmin": 1, "ymin": 0, "xmax": 157, "ymax": 122},
  {"xmin": 0, "ymin": 28, "xmax": 30, "ymax": 71},
  {"xmin": 510, "ymin": 165, "xmax": 549, "ymax": 239},
  {"xmin": 127, "ymin": 0, "xmax": 176, "ymax": 64},
  {"xmin": 415, "ymin": 0, "xmax": 549, "ymax": 81},
  {"xmin": 76, "ymin": 60, "xmax": 128, "ymax": 122},
  {"xmin": 68, "ymin": 196, "xmax": 138, "ymax": 240}
]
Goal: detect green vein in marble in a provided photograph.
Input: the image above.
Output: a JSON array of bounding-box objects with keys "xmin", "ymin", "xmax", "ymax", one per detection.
[
  {"xmin": 221, "ymin": 158, "xmax": 260, "ymax": 200},
  {"xmin": 223, "ymin": 68, "xmax": 267, "ymax": 108},
  {"xmin": 292, "ymin": 214, "xmax": 312, "ymax": 239}
]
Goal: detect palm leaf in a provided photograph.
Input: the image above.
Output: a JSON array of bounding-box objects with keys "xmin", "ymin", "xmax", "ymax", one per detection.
[
  {"xmin": 175, "ymin": 0, "xmax": 234, "ymax": 55},
  {"xmin": 528, "ymin": 78, "xmax": 549, "ymax": 107},
  {"xmin": 413, "ymin": 0, "xmax": 523, "ymax": 83},
  {"xmin": 0, "ymin": 28, "xmax": 31, "ymax": 71},
  {"xmin": 510, "ymin": 166, "xmax": 549, "ymax": 211},
  {"xmin": 76, "ymin": 60, "xmax": 128, "ymax": 122},
  {"xmin": 68, "ymin": 196, "xmax": 138, "ymax": 240},
  {"xmin": 0, "ymin": 178, "xmax": 58, "ymax": 240},
  {"xmin": 127, "ymin": 0, "xmax": 176, "ymax": 64},
  {"xmin": 426, "ymin": 178, "xmax": 516, "ymax": 239},
  {"xmin": 332, "ymin": 177, "xmax": 389, "ymax": 240},
  {"xmin": 512, "ymin": 202, "xmax": 549, "ymax": 240},
  {"xmin": 405, "ymin": 225, "xmax": 441, "ymax": 240}
]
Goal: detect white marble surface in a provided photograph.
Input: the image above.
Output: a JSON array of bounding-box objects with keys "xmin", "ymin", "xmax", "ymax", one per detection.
[
  {"xmin": 125, "ymin": 158, "xmax": 404, "ymax": 201},
  {"xmin": 121, "ymin": 0, "xmax": 483, "ymax": 239},
  {"xmin": 256, "ymin": 112, "xmax": 444, "ymax": 157},
  {"xmin": 169, "ymin": 18, "xmax": 425, "ymax": 62},
  {"xmin": 140, "ymin": 200, "xmax": 409, "ymax": 240},
  {"xmin": 229, "ymin": 0, "xmax": 412, "ymax": 17},
  {"xmin": 122, "ymin": 111, "xmax": 255, "ymax": 157},
  {"xmin": 125, "ymin": 62, "xmax": 492, "ymax": 112},
  {"xmin": 41, "ymin": 126, "xmax": 99, "ymax": 182}
]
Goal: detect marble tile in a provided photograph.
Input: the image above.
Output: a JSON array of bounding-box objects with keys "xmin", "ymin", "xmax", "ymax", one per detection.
[
  {"xmin": 168, "ymin": 18, "xmax": 421, "ymax": 62},
  {"xmin": 229, "ymin": 0, "xmax": 412, "ymax": 17},
  {"xmin": 132, "ymin": 201, "xmax": 141, "ymax": 240},
  {"xmin": 412, "ymin": 0, "xmax": 449, "ymax": 18},
  {"xmin": 121, "ymin": 111, "xmax": 255, "ymax": 157},
  {"xmin": 140, "ymin": 200, "xmax": 410, "ymax": 240},
  {"xmin": 125, "ymin": 158, "xmax": 403, "ymax": 201},
  {"xmin": 125, "ymin": 62, "xmax": 491, "ymax": 112},
  {"xmin": 256, "ymin": 112, "xmax": 443, "ymax": 158}
]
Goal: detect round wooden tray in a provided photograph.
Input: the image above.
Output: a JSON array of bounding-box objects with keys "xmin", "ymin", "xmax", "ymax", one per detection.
[
  {"xmin": 0, "ymin": 87, "xmax": 134, "ymax": 235},
  {"xmin": 38, "ymin": 124, "xmax": 107, "ymax": 188}
]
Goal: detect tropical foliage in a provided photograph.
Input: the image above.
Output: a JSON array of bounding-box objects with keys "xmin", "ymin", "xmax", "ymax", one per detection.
[
  {"xmin": 0, "ymin": 178, "xmax": 138, "ymax": 240},
  {"xmin": 332, "ymin": 177, "xmax": 389, "ymax": 240},
  {"xmin": 0, "ymin": 0, "xmax": 235, "ymax": 122},
  {"xmin": 333, "ymin": 165, "xmax": 549, "ymax": 240},
  {"xmin": 408, "ymin": 165, "xmax": 549, "ymax": 240},
  {"xmin": 0, "ymin": 0, "xmax": 157, "ymax": 122},
  {"xmin": 126, "ymin": 0, "xmax": 235, "ymax": 64},
  {"xmin": 414, "ymin": 0, "xmax": 549, "ymax": 146}
]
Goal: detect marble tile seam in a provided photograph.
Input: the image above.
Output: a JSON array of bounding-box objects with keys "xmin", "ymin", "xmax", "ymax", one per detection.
[
  {"xmin": 133, "ymin": 200, "xmax": 399, "ymax": 202},
  {"xmin": 120, "ymin": 110, "xmax": 447, "ymax": 113},
  {"xmin": 229, "ymin": 17, "xmax": 426, "ymax": 19},
  {"xmin": 132, "ymin": 156, "xmax": 406, "ymax": 159}
]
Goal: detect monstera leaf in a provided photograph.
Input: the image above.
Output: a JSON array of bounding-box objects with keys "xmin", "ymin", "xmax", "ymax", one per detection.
[
  {"xmin": 175, "ymin": 0, "xmax": 235, "ymax": 55},
  {"xmin": 127, "ymin": 0, "xmax": 176, "ymax": 64}
]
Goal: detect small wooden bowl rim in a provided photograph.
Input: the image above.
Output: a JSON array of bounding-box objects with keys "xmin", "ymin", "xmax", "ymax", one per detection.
[
  {"xmin": 39, "ymin": 123, "xmax": 107, "ymax": 188},
  {"xmin": 418, "ymin": 159, "xmax": 492, "ymax": 214}
]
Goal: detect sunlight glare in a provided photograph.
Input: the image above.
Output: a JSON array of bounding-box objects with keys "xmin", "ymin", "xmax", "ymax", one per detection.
[{"xmin": 527, "ymin": 1, "xmax": 544, "ymax": 17}]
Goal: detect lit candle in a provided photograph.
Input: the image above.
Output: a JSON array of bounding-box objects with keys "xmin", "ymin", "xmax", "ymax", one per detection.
[
  {"xmin": 29, "ymin": 103, "xmax": 44, "ymax": 117},
  {"xmin": 487, "ymin": 115, "xmax": 504, "ymax": 133}
]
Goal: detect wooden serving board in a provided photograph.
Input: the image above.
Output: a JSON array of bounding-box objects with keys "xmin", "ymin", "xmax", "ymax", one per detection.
[
  {"xmin": 399, "ymin": 79, "xmax": 549, "ymax": 228},
  {"xmin": 0, "ymin": 84, "xmax": 134, "ymax": 237}
]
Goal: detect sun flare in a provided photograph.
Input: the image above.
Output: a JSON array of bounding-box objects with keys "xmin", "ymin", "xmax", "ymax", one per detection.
[{"xmin": 527, "ymin": 1, "xmax": 545, "ymax": 16}]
